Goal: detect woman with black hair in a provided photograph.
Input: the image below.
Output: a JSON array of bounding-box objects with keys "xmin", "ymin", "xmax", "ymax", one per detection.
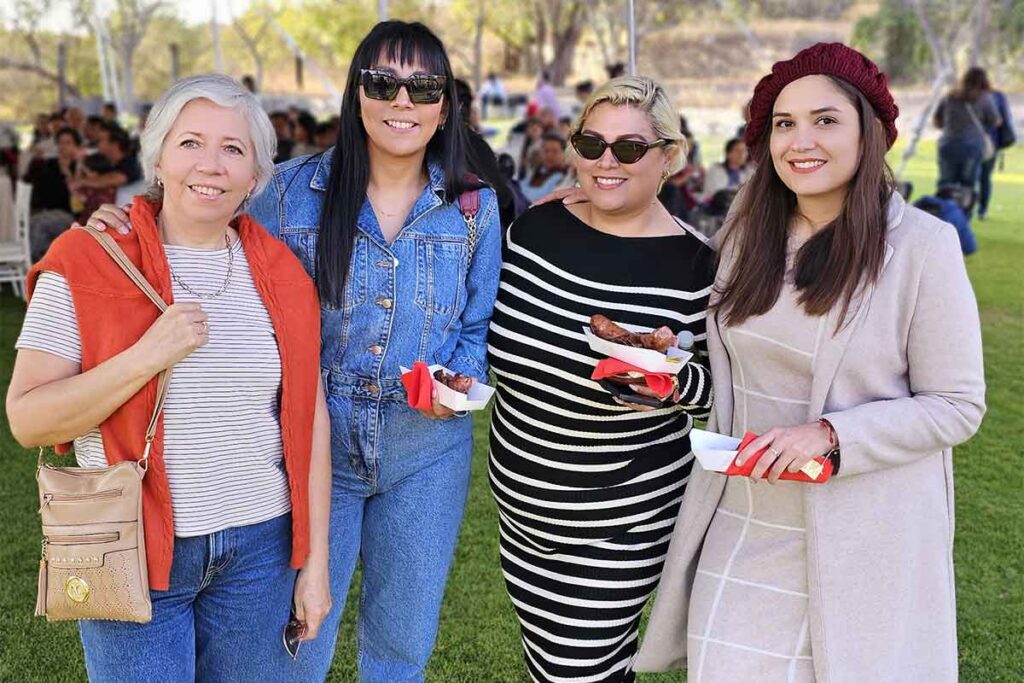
[
  {"xmin": 249, "ymin": 22, "xmax": 502, "ymax": 681},
  {"xmin": 75, "ymin": 20, "xmax": 501, "ymax": 682}
]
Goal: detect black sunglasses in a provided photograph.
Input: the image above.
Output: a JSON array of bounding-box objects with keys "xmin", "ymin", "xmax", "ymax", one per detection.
[
  {"xmin": 570, "ymin": 133, "xmax": 670, "ymax": 164},
  {"xmin": 359, "ymin": 69, "xmax": 446, "ymax": 105}
]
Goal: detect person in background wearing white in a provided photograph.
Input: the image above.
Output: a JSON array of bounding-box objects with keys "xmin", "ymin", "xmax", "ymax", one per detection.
[
  {"xmin": 521, "ymin": 132, "xmax": 568, "ymax": 203},
  {"xmin": 700, "ymin": 137, "xmax": 752, "ymax": 203}
]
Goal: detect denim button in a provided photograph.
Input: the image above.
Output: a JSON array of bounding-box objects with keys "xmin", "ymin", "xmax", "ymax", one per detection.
[
  {"xmin": 368, "ymin": 345, "xmax": 383, "ymax": 355},
  {"xmin": 377, "ymin": 298, "xmax": 393, "ymax": 309},
  {"xmin": 365, "ymin": 383, "xmax": 379, "ymax": 394}
]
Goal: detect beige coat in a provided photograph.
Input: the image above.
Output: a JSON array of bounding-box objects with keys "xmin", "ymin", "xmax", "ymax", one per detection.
[{"xmin": 634, "ymin": 193, "xmax": 986, "ymax": 682}]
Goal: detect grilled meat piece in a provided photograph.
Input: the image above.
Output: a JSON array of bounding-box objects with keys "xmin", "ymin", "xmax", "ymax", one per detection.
[
  {"xmin": 433, "ymin": 369, "xmax": 474, "ymax": 394},
  {"xmin": 590, "ymin": 314, "xmax": 677, "ymax": 353}
]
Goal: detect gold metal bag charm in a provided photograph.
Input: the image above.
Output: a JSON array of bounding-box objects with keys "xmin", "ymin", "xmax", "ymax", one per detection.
[{"xmin": 65, "ymin": 577, "xmax": 91, "ymax": 603}]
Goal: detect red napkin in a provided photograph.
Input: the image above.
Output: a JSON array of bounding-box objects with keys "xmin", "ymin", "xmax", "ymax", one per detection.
[
  {"xmin": 591, "ymin": 358, "xmax": 675, "ymax": 398},
  {"xmin": 400, "ymin": 361, "xmax": 434, "ymax": 410},
  {"xmin": 724, "ymin": 432, "xmax": 834, "ymax": 483}
]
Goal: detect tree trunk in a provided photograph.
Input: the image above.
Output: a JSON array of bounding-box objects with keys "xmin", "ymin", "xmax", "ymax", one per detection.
[
  {"xmin": 911, "ymin": 0, "xmax": 953, "ymax": 83},
  {"xmin": 57, "ymin": 42, "xmax": 69, "ymax": 107},
  {"xmin": 586, "ymin": 4, "xmax": 618, "ymax": 68},
  {"xmin": 533, "ymin": 1, "xmax": 548, "ymax": 76},
  {"xmin": 121, "ymin": 48, "xmax": 135, "ymax": 114},
  {"xmin": 968, "ymin": 0, "xmax": 990, "ymax": 67},
  {"xmin": 549, "ymin": 26, "xmax": 581, "ymax": 85},
  {"xmin": 547, "ymin": 4, "xmax": 583, "ymax": 85},
  {"xmin": 472, "ymin": 0, "xmax": 486, "ymax": 94}
]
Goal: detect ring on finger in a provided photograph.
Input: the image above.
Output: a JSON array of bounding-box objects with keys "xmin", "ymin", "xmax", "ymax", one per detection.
[
  {"xmin": 197, "ymin": 320, "xmax": 209, "ymax": 334},
  {"xmin": 768, "ymin": 446, "xmax": 781, "ymax": 457}
]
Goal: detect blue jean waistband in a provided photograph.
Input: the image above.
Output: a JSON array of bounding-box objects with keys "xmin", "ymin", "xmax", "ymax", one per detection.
[{"xmin": 325, "ymin": 371, "xmax": 406, "ymax": 401}]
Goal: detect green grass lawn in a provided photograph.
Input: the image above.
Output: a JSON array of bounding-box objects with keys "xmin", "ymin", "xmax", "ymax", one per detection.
[{"xmin": 1, "ymin": 142, "xmax": 1021, "ymax": 682}]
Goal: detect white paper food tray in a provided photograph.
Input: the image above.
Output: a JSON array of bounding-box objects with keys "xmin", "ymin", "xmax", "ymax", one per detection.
[
  {"xmin": 583, "ymin": 322, "xmax": 693, "ymax": 374},
  {"xmin": 400, "ymin": 365, "xmax": 496, "ymax": 412},
  {"xmin": 689, "ymin": 428, "xmax": 741, "ymax": 472}
]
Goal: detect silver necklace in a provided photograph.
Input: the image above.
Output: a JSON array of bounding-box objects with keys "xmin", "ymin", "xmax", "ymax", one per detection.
[{"xmin": 169, "ymin": 234, "xmax": 234, "ymax": 299}]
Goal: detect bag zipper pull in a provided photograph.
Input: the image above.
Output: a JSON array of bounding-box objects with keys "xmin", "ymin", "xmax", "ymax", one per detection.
[{"xmin": 37, "ymin": 493, "xmax": 53, "ymax": 514}]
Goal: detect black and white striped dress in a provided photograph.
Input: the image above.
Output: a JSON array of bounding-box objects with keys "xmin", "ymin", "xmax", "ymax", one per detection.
[{"xmin": 488, "ymin": 203, "xmax": 715, "ymax": 682}]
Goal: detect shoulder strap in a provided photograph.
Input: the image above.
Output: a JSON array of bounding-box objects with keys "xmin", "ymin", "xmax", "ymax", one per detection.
[
  {"xmin": 82, "ymin": 225, "xmax": 171, "ymax": 468},
  {"xmin": 457, "ymin": 173, "xmax": 483, "ymax": 264},
  {"xmin": 965, "ymin": 102, "xmax": 986, "ymax": 135}
]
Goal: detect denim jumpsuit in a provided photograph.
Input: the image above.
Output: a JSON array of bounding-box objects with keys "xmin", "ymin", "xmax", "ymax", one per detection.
[{"xmin": 248, "ymin": 152, "xmax": 501, "ymax": 682}]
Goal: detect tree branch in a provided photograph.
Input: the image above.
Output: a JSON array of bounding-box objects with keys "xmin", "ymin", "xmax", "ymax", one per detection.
[{"xmin": 0, "ymin": 58, "xmax": 82, "ymax": 97}]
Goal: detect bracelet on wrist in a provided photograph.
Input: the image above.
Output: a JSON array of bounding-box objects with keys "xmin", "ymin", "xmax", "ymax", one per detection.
[{"xmin": 817, "ymin": 417, "xmax": 837, "ymax": 448}]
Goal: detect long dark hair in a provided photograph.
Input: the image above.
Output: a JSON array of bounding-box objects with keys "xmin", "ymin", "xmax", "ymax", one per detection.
[
  {"xmin": 955, "ymin": 67, "xmax": 992, "ymax": 103},
  {"xmin": 317, "ymin": 21, "xmax": 469, "ymax": 306},
  {"xmin": 715, "ymin": 76, "xmax": 895, "ymax": 329}
]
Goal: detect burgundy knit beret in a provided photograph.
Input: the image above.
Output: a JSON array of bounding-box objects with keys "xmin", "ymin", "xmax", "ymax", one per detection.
[{"xmin": 744, "ymin": 42, "xmax": 899, "ymax": 159}]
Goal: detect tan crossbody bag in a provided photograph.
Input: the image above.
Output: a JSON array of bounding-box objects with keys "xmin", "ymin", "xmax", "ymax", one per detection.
[{"xmin": 35, "ymin": 226, "xmax": 172, "ymax": 623}]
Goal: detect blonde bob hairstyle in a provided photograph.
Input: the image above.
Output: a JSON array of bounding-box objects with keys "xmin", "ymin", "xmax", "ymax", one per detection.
[
  {"xmin": 570, "ymin": 76, "xmax": 686, "ymax": 175},
  {"xmin": 140, "ymin": 73, "xmax": 277, "ymax": 202}
]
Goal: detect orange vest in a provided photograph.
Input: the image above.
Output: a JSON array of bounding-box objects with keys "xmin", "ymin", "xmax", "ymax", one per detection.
[{"xmin": 28, "ymin": 198, "xmax": 321, "ymax": 590}]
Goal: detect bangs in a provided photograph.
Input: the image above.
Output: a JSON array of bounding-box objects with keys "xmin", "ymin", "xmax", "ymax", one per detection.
[{"xmin": 365, "ymin": 25, "xmax": 449, "ymax": 76}]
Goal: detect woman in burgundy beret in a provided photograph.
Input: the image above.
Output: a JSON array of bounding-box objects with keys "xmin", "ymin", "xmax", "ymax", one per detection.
[{"xmin": 633, "ymin": 43, "xmax": 985, "ymax": 682}]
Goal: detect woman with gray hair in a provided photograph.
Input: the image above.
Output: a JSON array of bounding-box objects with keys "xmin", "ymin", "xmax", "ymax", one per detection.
[
  {"xmin": 7, "ymin": 73, "xmax": 332, "ymax": 680},
  {"xmin": 487, "ymin": 76, "xmax": 714, "ymax": 682}
]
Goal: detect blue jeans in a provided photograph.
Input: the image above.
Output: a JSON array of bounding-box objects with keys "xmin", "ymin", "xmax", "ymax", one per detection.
[
  {"xmin": 290, "ymin": 397, "xmax": 473, "ymax": 682},
  {"xmin": 978, "ymin": 156, "xmax": 996, "ymax": 217},
  {"xmin": 79, "ymin": 513, "xmax": 297, "ymax": 683},
  {"xmin": 938, "ymin": 138, "xmax": 984, "ymax": 187}
]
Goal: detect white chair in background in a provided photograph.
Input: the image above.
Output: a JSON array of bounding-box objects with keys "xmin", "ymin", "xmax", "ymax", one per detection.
[
  {"xmin": 0, "ymin": 181, "xmax": 33, "ymax": 299},
  {"xmin": 0, "ymin": 168, "xmax": 14, "ymax": 243}
]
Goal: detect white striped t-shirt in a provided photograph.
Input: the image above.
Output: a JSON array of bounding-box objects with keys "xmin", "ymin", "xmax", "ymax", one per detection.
[{"xmin": 16, "ymin": 239, "xmax": 291, "ymax": 537}]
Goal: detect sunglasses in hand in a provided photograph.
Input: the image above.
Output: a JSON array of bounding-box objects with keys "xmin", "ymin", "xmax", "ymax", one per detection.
[
  {"xmin": 570, "ymin": 133, "xmax": 670, "ymax": 164},
  {"xmin": 360, "ymin": 69, "xmax": 447, "ymax": 104},
  {"xmin": 283, "ymin": 609, "xmax": 307, "ymax": 660}
]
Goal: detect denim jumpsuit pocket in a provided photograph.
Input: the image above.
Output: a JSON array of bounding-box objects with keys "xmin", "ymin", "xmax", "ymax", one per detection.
[{"xmin": 414, "ymin": 236, "xmax": 467, "ymax": 361}]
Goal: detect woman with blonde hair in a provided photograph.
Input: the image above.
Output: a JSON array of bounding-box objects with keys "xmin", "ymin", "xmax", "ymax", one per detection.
[{"xmin": 487, "ymin": 76, "xmax": 714, "ymax": 682}]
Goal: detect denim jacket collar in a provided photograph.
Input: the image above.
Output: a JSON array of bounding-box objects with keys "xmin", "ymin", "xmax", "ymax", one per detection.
[{"xmin": 309, "ymin": 151, "xmax": 332, "ymax": 191}]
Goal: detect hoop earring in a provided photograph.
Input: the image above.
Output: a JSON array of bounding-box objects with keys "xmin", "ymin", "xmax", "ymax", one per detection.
[{"xmin": 156, "ymin": 177, "xmax": 164, "ymax": 188}]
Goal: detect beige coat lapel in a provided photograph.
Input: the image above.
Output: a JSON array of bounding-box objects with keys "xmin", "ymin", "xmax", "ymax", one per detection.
[{"xmin": 805, "ymin": 193, "xmax": 904, "ymax": 421}]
